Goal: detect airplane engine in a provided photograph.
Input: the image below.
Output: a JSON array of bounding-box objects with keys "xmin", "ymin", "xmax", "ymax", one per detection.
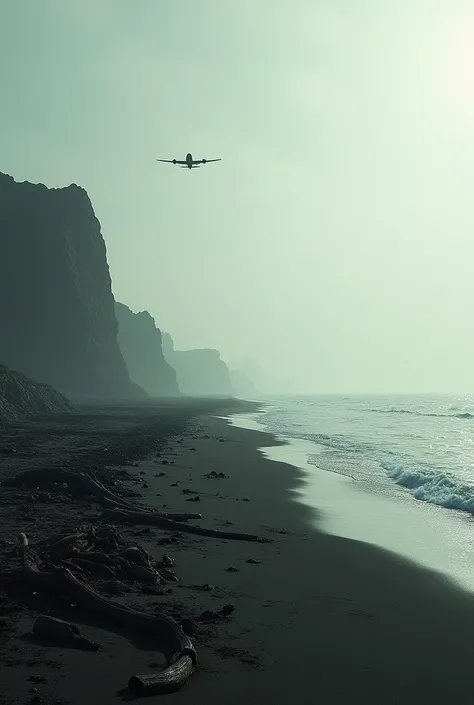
[
  {"xmin": 172, "ymin": 159, "xmax": 177, "ymax": 164},
  {"xmin": 202, "ymin": 158, "xmax": 207, "ymax": 164}
]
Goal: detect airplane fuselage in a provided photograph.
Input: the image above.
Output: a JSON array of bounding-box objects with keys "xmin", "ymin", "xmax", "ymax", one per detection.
[{"xmin": 157, "ymin": 152, "xmax": 220, "ymax": 168}]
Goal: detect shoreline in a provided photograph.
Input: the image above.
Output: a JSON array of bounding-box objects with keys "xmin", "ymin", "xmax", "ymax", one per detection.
[
  {"xmin": 2, "ymin": 402, "xmax": 474, "ymax": 703},
  {"xmin": 227, "ymin": 405, "xmax": 474, "ymax": 594}
]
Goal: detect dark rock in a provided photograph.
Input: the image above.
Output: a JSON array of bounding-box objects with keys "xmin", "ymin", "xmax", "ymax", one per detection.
[{"xmin": 0, "ymin": 364, "xmax": 73, "ymax": 423}]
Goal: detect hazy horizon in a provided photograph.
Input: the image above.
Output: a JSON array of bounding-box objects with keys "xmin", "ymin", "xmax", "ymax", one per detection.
[{"xmin": 2, "ymin": 1, "xmax": 474, "ymax": 394}]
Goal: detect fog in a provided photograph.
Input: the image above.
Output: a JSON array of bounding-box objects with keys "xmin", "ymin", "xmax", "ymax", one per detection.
[{"xmin": 2, "ymin": 0, "xmax": 474, "ymax": 394}]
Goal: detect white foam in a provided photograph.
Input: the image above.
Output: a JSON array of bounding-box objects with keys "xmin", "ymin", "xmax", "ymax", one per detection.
[
  {"xmin": 227, "ymin": 411, "xmax": 474, "ymax": 594},
  {"xmin": 382, "ymin": 459, "xmax": 474, "ymax": 513}
]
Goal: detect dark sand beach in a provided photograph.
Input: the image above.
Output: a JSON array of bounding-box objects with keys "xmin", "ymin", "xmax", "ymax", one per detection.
[{"xmin": 2, "ymin": 399, "xmax": 474, "ymax": 704}]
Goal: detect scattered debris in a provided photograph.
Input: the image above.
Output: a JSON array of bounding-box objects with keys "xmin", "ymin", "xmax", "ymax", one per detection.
[{"xmin": 190, "ymin": 583, "xmax": 215, "ymax": 592}]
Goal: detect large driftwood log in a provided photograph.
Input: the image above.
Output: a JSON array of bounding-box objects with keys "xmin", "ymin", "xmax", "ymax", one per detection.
[
  {"xmin": 102, "ymin": 508, "xmax": 272, "ymax": 543},
  {"xmin": 33, "ymin": 614, "xmax": 100, "ymax": 651},
  {"xmin": 12, "ymin": 558, "xmax": 196, "ymax": 694},
  {"xmin": 101, "ymin": 496, "xmax": 202, "ymax": 521},
  {"xmin": 129, "ymin": 657, "xmax": 194, "ymax": 696},
  {"xmin": 71, "ymin": 557, "xmax": 116, "ymax": 580}
]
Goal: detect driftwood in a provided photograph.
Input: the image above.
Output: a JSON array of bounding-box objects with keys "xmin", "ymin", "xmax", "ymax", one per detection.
[
  {"xmin": 118, "ymin": 557, "xmax": 162, "ymax": 585},
  {"xmin": 12, "ymin": 553, "xmax": 196, "ymax": 695},
  {"xmin": 71, "ymin": 558, "xmax": 116, "ymax": 580},
  {"xmin": 6, "ymin": 468, "xmax": 141, "ymax": 511},
  {"xmin": 75, "ymin": 551, "xmax": 111, "ymax": 564},
  {"xmin": 49, "ymin": 533, "xmax": 90, "ymax": 559},
  {"xmin": 33, "ymin": 614, "xmax": 100, "ymax": 651},
  {"xmin": 102, "ymin": 508, "xmax": 272, "ymax": 543},
  {"xmin": 128, "ymin": 657, "xmax": 194, "ymax": 696}
]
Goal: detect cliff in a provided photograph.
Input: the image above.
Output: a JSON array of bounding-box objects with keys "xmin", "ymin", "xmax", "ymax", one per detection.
[
  {"xmin": 0, "ymin": 173, "xmax": 145, "ymax": 400},
  {"xmin": 229, "ymin": 369, "xmax": 259, "ymax": 399},
  {"xmin": 162, "ymin": 333, "xmax": 233, "ymax": 397},
  {"xmin": 114, "ymin": 302, "xmax": 179, "ymax": 397},
  {"xmin": 0, "ymin": 364, "xmax": 74, "ymax": 423}
]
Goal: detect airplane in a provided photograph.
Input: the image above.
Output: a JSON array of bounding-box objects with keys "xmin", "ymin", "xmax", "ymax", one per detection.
[{"xmin": 156, "ymin": 152, "xmax": 222, "ymax": 170}]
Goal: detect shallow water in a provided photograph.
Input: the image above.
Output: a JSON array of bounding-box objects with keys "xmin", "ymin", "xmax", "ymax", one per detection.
[{"xmin": 225, "ymin": 395, "xmax": 474, "ymax": 593}]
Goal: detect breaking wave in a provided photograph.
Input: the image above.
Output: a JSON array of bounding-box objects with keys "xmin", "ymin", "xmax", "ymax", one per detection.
[
  {"xmin": 370, "ymin": 408, "xmax": 474, "ymax": 420},
  {"xmin": 382, "ymin": 460, "xmax": 474, "ymax": 513}
]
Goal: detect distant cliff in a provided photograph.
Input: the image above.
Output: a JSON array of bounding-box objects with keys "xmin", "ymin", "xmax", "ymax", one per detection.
[
  {"xmin": 234, "ymin": 357, "xmax": 292, "ymax": 395},
  {"xmin": 115, "ymin": 302, "xmax": 179, "ymax": 397},
  {"xmin": 0, "ymin": 173, "xmax": 145, "ymax": 400},
  {"xmin": 0, "ymin": 364, "xmax": 74, "ymax": 423},
  {"xmin": 229, "ymin": 369, "xmax": 259, "ymax": 399},
  {"xmin": 162, "ymin": 333, "xmax": 233, "ymax": 397}
]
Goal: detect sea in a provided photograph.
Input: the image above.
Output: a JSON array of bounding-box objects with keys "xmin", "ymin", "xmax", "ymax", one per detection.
[{"xmin": 227, "ymin": 394, "xmax": 474, "ymax": 593}]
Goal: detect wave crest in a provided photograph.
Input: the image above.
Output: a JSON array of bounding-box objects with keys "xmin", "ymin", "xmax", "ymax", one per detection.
[
  {"xmin": 382, "ymin": 460, "xmax": 474, "ymax": 513},
  {"xmin": 370, "ymin": 408, "xmax": 474, "ymax": 420}
]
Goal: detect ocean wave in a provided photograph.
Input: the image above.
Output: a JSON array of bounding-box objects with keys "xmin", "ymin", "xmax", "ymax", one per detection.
[
  {"xmin": 382, "ymin": 460, "xmax": 474, "ymax": 513},
  {"xmin": 369, "ymin": 408, "xmax": 474, "ymax": 420}
]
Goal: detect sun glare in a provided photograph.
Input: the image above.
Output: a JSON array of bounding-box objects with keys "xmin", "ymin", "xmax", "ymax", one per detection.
[{"xmin": 446, "ymin": 24, "xmax": 474, "ymax": 106}]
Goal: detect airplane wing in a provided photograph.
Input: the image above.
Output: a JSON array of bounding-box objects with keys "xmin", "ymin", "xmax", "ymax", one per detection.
[
  {"xmin": 192, "ymin": 158, "xmax": 222, "ymax": 164},
  {"xmin": 156, "ymin": 159, "xmax": 186, "ymax": 164}
]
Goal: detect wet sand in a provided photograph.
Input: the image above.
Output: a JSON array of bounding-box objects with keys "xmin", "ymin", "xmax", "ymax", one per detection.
[{"xmin": 2, "ymin": 402, "xmax": 474, "ymax": 704}]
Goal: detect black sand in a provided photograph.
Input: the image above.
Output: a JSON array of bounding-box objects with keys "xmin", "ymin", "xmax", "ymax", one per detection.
[{"xmin": 1, "ymin": 400, "xmax": 474, "ymax": 704}]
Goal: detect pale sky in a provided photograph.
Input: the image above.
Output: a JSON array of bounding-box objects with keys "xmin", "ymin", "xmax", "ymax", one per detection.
[{"xmin": 2, "ymin": 0, "xmax": 474, "ymax": 393}]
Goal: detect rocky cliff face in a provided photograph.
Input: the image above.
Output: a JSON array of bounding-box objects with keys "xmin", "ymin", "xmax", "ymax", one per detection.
[
  {"xmin": 162, "ymin": 333, "xmax": 233, "ymax": 397},
  {"xmin": 0, "ymin": 364, "xmax": 74, "ymax": 423},
  {"xmin": 115, "ymin": 302, "xmax": 179, "ymax": 397},
  {"xmin": 0, "ymin": 173, "xmax": 145, "ymax": 400}
]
